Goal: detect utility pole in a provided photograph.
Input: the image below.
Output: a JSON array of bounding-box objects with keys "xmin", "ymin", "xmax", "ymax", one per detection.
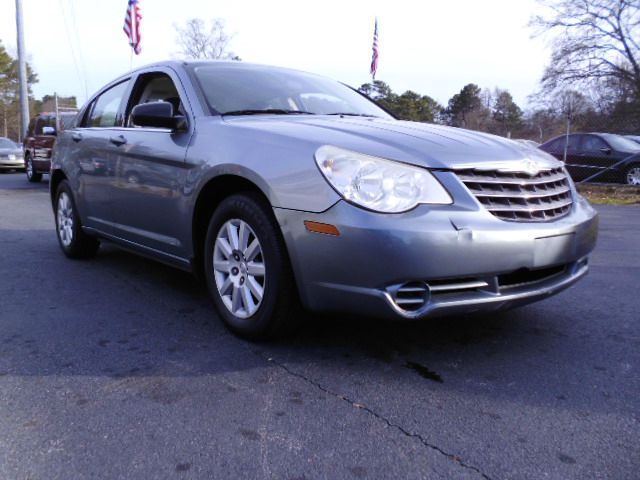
[{"xmin": 15, "ymin": 0, "xmax": 30, "ymax": 142}]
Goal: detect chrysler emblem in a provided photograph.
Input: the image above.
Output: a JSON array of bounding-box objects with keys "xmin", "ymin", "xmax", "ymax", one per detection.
[{"xmin": 522, "ymin": 159, "xmax": 540, "ymax": 176}]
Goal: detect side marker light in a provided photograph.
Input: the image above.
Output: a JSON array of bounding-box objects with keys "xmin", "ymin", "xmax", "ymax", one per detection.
[{"xmin": 304, "ymin": 221, "xmax": 340, "ymax": 236}]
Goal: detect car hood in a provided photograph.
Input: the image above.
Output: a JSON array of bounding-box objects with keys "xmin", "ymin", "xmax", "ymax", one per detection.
[{"xmin": 223, "ymin": 115, "xmax": 561, "ymax": 171}]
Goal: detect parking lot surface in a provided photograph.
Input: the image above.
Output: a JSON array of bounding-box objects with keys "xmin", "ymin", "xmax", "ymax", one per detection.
[{"xmin": 0, "ymin": 173, "xmax": 638, "ymax": 479}]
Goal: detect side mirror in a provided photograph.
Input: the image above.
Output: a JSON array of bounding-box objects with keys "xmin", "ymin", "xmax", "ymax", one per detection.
[
  {"xmin": 599, "ymin": 147, "xmax": 612, "ymax": 155},
  {"xmin": 131, "ymin": 101, "xmax": 186, "ymax": 130},
  {"xmin": 42, "ymin": 126, "xmax": 56, "ymax": 136}
]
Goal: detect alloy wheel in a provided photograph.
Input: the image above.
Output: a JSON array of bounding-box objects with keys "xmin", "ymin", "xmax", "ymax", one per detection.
[
  {"xmin": 212, "ymin": 219, "xmax": 266, "ymax": 319},
  {"xmin": 627, "ymin": 166, "xmax": 640, "ymax": 185},
  {"xmin": 26, "ymin": 158, "xmax": 33, "ymax": 179},
  {"xmin": 57, "ymin": 192, "xmax": 74, "ymax": 247}
]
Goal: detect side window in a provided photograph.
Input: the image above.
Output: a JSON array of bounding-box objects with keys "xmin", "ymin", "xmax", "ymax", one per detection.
[
  {"xmin": 34, "ymin": 116, "xmax": 46, "ymax": 135},
  {"xmin": 59, "ymin": 114, "xmax": 77, "ymax": 131},
  {"xmin": 547, "ymin": 135, "xmax": 579, "ymax": 154},
  {"xmin": 581, "ymin": 135, "xmax": 608, "ymax": 152},
  {"xmin": 27, "ymin": 118, "xmax": 35, "ymax": 137},
  {"xmin": 126, "ymin": 72, "xmax": 184, "ymax": 127},
  {"xmin": 564, "ymin": 135, "xmax": 580, "ymax": 153},
  {"xmin": 88, "ymin": 81, "xmax": 129, "ymax": 128},
  {"xmin": 546, "ymin": 138, "xmax": 562, "ymax": 152}
]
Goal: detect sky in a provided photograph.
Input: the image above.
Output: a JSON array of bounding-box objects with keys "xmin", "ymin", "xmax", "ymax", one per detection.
[{"xmin": 0, "ymin": 0, "xmax": 552, "ymax": 109}]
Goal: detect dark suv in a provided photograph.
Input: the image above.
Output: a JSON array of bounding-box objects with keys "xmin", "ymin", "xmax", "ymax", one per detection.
[{"xmin": 23, "ymin": 112, "xmax": 77, "ymax": 182}]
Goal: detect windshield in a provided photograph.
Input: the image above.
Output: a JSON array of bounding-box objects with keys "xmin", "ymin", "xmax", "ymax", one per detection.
[
  {"xmin": 602, "ymin": 133, "xmax": 640, "ymax": 153},
  {"xmin": 191, "ymin": 64, "xmax": 392, "ymax": 118},
  {"xmin": 0, "ymin": 138, "xmax": 17, "ymax": 149}
]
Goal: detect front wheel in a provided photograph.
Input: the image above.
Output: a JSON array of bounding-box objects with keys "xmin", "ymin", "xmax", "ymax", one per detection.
[
  {"xmin": 55, "ymin": 180, "xmax": 99, "ymax": 258},
  {"xmin": 204, "ymin": 193, "xmax": 298, "ymax": 340},
  {"xmin": 25, "ymin": 155, "xmax": 42, "ymax": 183},
  {"xmin": 625, "ymin": 164, "xmax": 640, "ymax": 186}
]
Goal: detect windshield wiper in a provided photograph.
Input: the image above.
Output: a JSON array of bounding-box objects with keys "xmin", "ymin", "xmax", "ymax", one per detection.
[
  {"xmin": 221, "ymin": 109, "xmax": 314, "ymax": 116},
  {"xmin": 326, "ymin": 112, "xmax": 379, "ymax": 118}
]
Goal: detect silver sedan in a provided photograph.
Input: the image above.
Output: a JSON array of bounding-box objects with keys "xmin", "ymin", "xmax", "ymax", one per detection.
[
  {"xmin": 50, "ymin": 61, "xmax": 598, "ymax": 339},
  {"xmin": 0, "ymin": 137, "xmax": 24, "ymax": 172}
]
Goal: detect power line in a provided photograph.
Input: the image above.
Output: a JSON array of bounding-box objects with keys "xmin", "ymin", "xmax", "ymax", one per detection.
[
  {"xmin": 57, "ymin": 0, "xmax": 85, "ymax": 103},
  {"xmin": 65, "ymin": 0, "xmax": 89, "ymax": 100}
]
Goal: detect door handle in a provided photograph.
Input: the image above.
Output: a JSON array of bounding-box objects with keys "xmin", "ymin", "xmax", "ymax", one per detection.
[
  {"xmin": 110, "ymin": 135, "xmax": 127, "ymax": 146},
  {"xmin": 71, "ymin": 133, "xmax": 82, "ymax": 142}
]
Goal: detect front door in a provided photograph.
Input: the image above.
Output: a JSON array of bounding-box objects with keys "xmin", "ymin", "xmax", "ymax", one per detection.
[
  {"xmin": 109, "ymin": 70, "xmax": 194, "ymax": 259},
  {"xmin": 577, "ymin": 134, "xmax": 617, "ymax": 182},
  {"xmin": 560, "ymin": 134, "xmax": 587, "ymax": 181}
]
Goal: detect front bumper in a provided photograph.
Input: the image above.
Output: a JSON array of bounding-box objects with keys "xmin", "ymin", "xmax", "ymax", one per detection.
[
  {"xmin": 274, "ymin": 192, "xmax": 598, "ymax": 320},
  {"xmin": 0, "ymin": 158, "xmax": 25, "ymax": 170}
]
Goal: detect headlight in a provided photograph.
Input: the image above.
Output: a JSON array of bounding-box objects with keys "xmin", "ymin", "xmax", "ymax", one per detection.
[{"xmin": 314, "ymin": 145, "xmax": 452, "ymax": 213}]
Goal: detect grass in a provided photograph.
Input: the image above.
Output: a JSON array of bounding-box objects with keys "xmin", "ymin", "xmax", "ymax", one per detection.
[{"xmin": 576, "ymin": 183, "xmax": 640, "ymax": 205}]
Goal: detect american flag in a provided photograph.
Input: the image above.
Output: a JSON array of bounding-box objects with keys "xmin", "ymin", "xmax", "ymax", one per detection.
[
  {"xmin": 123, "ymin": 0, "xmax": 142, "ymax": 55},
  {"xmin": 370, "ymin": 18, "xmax": 379, "ymax": 79}
]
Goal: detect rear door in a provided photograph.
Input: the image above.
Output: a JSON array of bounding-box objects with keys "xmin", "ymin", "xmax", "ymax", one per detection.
[
  {"xmin": 68, "ymin": 80, "xmax": 131, "ymax": 233},
  {"xmin": 559, "ymin": 134, "xmax": 585, "ymax": 180},
  {"xmin": 109, "ymin": 68, "xmax": 194, "ymax": 259}
]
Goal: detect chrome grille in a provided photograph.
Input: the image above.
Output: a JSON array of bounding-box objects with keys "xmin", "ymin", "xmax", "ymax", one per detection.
[{"xmin": 456, "ymin": 167, "xmax": 573, "ymax": 222}]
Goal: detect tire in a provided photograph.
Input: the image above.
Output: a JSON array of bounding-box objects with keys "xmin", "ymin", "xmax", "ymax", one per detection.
[
  {"xmin": 204, "ymin": 193, "xmax": 299, "ymax": 340},
  {"xmin": 25, "ymin": 154, "xmax": 42, "ymax": 183},
  {"xmin": 625, "ymin": 164, "xmax": 640, "ymax": 186},
  {"xmin": 54, "ymin": 180, "xmax": 99, "ymax": 259}
]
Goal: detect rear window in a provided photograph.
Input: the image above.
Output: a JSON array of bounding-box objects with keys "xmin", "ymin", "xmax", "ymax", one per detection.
[
  {"xmin": 602, "ymin": 134, "xmax": 640, "ymax": 153},
  {"xmin": 544, "ymin": 136, "xmax": 578, "ymax": 153},
  {"xmin": 87, "ymin": 81, "xmax": 129, "ymax": 127},
  {"xmin": 59, "ymin": 114, "xmax": 77, "ymax": 130}
]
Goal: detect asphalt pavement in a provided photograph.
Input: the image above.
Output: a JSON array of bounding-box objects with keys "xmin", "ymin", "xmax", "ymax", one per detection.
[{"xmin": 0, "ymin": 172, "xmax": 638, "ymax": 480}]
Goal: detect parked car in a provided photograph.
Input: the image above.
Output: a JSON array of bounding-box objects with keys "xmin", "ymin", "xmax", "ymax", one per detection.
[
  {"xmin": 50, "ymin": 61, "xmax": 598, "ymax": 339},
  {"xmin": 23, "ymin": 111, "xmax": 77, "ymax": 182},
  {"xmin": 539, "ymin": 132, "xmax": 640, "ymax": 185},
  {"xmin": 0, "ymin": 137, "xmax": 24, "ymax": 172},
  {"xmin": 625, "ymin": 135, "xmax": 640, "ymax": 145}
]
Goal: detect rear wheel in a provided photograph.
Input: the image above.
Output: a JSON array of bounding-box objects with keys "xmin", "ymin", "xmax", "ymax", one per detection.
[
  {"xmin": 204, "ymin": 193, "xmax": 298, "ymax": 340},
  {"xmin": 625, "ymin": 164, "xmax": 640, "ymax": 185},
  {"xmin": 55, "ymin": 180, "xmax": 99, "ymax": 258},
  {"xmin": 25, "ymin": 154, "xmax": 42, "ymax": 183}
]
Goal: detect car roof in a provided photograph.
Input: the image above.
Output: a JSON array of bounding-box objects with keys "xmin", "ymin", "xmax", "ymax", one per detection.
[
  {"xmin": 35, "ymin": 111, "xmax": 77, "ymax": 117},
  {"xmin": 124, "ymin": 59, "xmax": 319, "ymax": 79}
]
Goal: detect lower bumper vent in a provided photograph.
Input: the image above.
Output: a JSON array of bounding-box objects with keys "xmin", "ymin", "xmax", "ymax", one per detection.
[
  {"xmin": 390, "ymin": 282, "xmax": 430, "ymax": 312},
  {"xmin": 385, "ymin": 262, "xmax": 579, "ymax": 318}
]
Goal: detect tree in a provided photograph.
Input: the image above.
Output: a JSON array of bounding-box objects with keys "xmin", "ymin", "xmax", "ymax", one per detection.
[
  {"xmin": 174, "ymin": 18, "xmax": 239, "ymax": 60},
  {"xmin": 359, "ymin": 80, "xmax": 393, "ymax": 100},
  {"xmin": 358, "ymin": 81, "xmax": 443, "ymax": 123},
  {"xmin": 0, "ymin": 40, "xmax": 38, "ymax": 140},
  {"xmin": 445, "ymin": 84, "xmax": 485, "ymax": 127},
  {"xmin": 394, "ymin": 91, "xmax": 442, "ymax": 123},
  {"xmin": 522, "ymin": 108, "xmax": 562, "ymax": 142},
  {"xmin": 492, "ymin": 89, "xmax": 523, "ymax": 136},
  {"xmin": 531, "ymin": 0, "xmax": 640, "ymax": 101},
  {"xmin": 358, "ymin": 80, "xmax": 398, "ymax": 113}
]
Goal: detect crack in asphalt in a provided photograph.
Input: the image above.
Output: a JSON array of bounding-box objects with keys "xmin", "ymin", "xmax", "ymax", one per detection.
[{"xmin": 253, "ymin": 350, "xmax": 493, "ymax": 480}]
